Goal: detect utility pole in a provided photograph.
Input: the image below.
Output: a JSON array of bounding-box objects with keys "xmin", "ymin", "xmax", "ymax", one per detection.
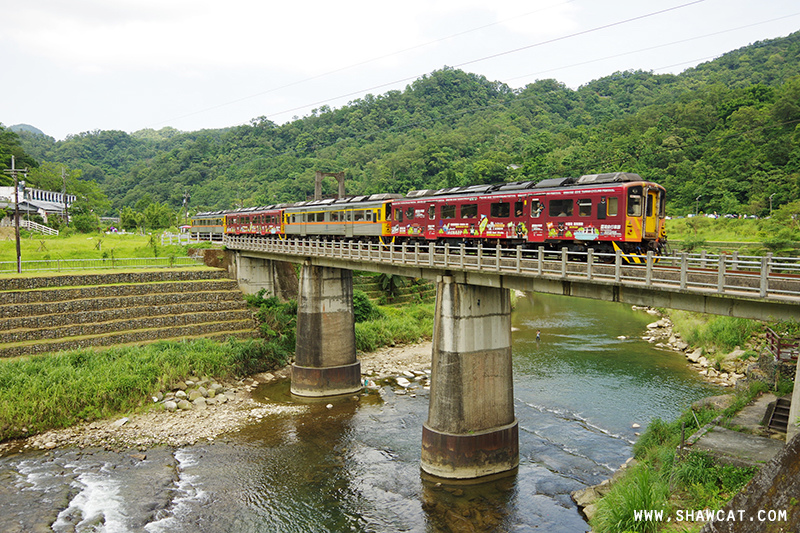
[
  {"xmin": 62, "ymin": 167, "xmax": 69, "ymax": 227},
  {"xmin": 183, "ymin": 189, "xmax": 190, "ymax": 224},
  {"xmin": 4, "ymin": 156, "xmax": 29, "ymax": 274}
]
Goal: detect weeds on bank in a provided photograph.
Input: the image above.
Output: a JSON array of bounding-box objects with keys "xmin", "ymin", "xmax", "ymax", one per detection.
[
  {"xmin": 591, "ymin": 383, "xmax": 765, "ymax": 533},
  {"xmin": 669, "ymin": 311, "xmax": 760, "ymax": 354},
  {"xmin": 0, "ymin": 338, "xmax": 286, "ymax": 442}
]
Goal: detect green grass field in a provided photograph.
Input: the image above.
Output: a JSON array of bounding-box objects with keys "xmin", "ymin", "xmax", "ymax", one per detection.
[{"xmin": 0, "ymin": 229, "xmax": 194, "ymax": 264}]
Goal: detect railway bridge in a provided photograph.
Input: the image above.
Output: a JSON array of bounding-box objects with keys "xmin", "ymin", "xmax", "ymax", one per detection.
[{"xmin": 224, "ymin": 235, "xmax": 800, "ymax": 480}]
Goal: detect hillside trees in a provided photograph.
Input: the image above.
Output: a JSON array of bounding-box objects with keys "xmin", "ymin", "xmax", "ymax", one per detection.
[{"xmin": 11, "ymin": 31, "xmax": 800, "ymax": 218}]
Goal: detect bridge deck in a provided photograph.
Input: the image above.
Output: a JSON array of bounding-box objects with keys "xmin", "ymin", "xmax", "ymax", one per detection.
[{"xmin": 225, "ymin": 236, "xmax": 800, "ymax": 321}]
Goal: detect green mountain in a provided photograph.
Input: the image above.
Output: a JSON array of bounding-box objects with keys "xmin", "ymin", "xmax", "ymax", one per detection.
[{"xmin": 9, "ymin": 30, "xmax": 800, "ymax": 218}]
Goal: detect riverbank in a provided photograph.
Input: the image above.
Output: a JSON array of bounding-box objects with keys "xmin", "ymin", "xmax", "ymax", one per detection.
[{"xmin": 0, "ymin": 341, "xmax": 436, "ymax": 458}]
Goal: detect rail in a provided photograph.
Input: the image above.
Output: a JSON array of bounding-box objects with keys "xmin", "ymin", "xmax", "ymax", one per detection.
[
  {"xmin": 0, "ymin": 218, "xmax": 58, "ymax": 235},
  {"xmin": 161, "ymin": 232, "xmax": 206, "ymax": 246},
  {"xmin": 765, "ymin": 327, "xmax": 800, "ymax": 361},
  {"xmin": 225, "ymin": 235, "xmax": 800, "ymax": 303},
  {"xmin": 0, "ymin": 256, "xmax": 203, "ymax": 273}
]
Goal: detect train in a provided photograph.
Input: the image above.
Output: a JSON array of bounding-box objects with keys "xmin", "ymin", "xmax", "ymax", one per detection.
[{"xmin": 189, "ymin": 172, "xmax": 667, "ymax": 257}]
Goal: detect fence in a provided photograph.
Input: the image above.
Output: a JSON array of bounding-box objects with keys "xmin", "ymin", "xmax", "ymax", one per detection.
[
  {"xmin": 766, "ymin": 327, "xmax": 800, "ymax": 361},
  {"xmin": 0, "ymin": 256, "xmax": 203, "ymax": 273},
  {"xmin": 0, "ymin": 218, "xmax": 58, "ymax": 236},
  {"xmin": 160, "ymin": 232, "xmax": 205, "ymax": 246}
]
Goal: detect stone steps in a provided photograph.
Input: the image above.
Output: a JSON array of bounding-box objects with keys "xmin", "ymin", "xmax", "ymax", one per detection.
[{"xmin": 0, "ymin": 269, "xmax": 257, "ymax": 358}]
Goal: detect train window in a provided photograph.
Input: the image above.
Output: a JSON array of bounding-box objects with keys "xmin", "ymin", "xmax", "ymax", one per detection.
[
  {"xmin": 646, "ymin": 193, "xmax": 655, "ymax": 217},
  {"xmin": 627, "ymin": 186, "xmax": 643, "ymax": 217},
  {"xmin": 491, "ymin": 202, "xmax": 510, "ymax": 218},
  {"xmin": 659, "ymin": 192, "xmax": 666, "ymax": 217},
  {"xmin": 317, "ymin": 212, "xmax": 325, "ymax": 222},
  {"xmin": 549, "ymin": 199, "xmax": 573, "ymax": 217},
  {"xmin": 406, "ymin": 207, "xmax": 414, "ymax": 220},
  {"xmin": 366, "ymin": 211, "xmax": 373, "ymax": 222},
  {"xmin": 531, "ymin": 200, "xmax": 543, "ymax": 218},
  {"xmin": 441, "ymin": 204, "xmax": 456, "ymax": 219},
  {"xmin": 461, "ymin": 204, "xmax": 477, "ymax": 218},
  {"xmin": 354, "ymin": 211, "xmax": 365, "ymax": 221},
  {"xmin": 385, "ymin": 204, "xmax": 392, "ymax": 221},
  {"xmin": 514, "ymin": 201, "xmax": 524, "ymax": 217},
  {"xmin": 578, "ymin": 199, "xmax": 592, "ymax": 217},
  {"xmin": 396, "ymin": 209, "xmax": 403, "ymax": 222},
  {"xmin": 429, "ymin": 205, "xmax": 436, "ymax": 220}
]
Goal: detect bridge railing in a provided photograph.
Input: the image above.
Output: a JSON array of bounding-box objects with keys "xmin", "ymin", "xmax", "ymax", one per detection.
[{"xmin": 225, "ymin": 235, "xmax": 800, "ymax": 302}]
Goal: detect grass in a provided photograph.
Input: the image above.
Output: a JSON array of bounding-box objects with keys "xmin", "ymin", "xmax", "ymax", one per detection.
[
  {"xmin": 669, "ymin": 311, "xmax": 761, "ymax": 355},
  {"xmin": 0, "ymin": 337, "xmax": 286, "ymax": 442},
  {"xmin": 0, "ymin": 230, "xmax": 199, "ymax": 264},
  {"xmin": 355, "ymin": 303, "xmax": 434, "ymax": 352}
]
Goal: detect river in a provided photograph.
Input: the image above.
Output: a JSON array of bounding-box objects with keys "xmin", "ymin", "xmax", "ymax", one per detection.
[{"xmin": 0, "ymin": 293, "xmax": 719, "ymax": 532}]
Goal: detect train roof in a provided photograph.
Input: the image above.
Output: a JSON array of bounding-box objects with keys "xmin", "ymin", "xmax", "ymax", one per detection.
[{"xmin": 401, "ymin": 173, "xmax": 656, "ymax": 201}]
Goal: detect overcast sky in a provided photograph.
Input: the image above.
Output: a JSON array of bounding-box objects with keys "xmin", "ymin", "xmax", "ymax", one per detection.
[{"xmin": 2, "ymin": 0, "xmax": 798, "ymax": 141}]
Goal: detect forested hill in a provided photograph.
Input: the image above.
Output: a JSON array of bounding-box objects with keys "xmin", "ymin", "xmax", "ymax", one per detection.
[{"xmin": 8, "ymin": 29, "xmax": 800, "ymax": 217}]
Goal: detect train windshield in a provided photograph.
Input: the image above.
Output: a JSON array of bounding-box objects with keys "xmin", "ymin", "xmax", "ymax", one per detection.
[{"xmin": 627, "ymin": 186, "xmax": 643, "ymax": 217}]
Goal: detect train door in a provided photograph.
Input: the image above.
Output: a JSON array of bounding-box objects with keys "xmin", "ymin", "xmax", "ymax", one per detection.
[
  {"xmin": 345, "ymin": 210, "xmax": 354, "ymax": 238},
  {"xmin": 644, "ymin": 188, "xmax": 660, "ymax": 238}
]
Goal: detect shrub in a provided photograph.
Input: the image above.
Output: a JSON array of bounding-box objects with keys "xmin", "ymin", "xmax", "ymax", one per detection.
[{"xmin": 353, "ymin": 289, "xmax": 382, "ymax": 322}]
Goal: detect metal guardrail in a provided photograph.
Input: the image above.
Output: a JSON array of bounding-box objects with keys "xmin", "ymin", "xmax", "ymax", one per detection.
[
  {"xmin": 766, "ymin": 327, "xmax": 800, "ymax": 361},
  {"xmin": 225, "ymin": 235, "xmax": 800, "ymax": 303},
  {"xmin": 0, "ymin": 256, "xmax": 203, "ymax": 273}
]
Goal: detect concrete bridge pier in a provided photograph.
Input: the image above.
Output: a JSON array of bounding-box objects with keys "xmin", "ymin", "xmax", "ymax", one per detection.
[
  {"xmin": 421, "ymin": 276, "xmax": 518, "ymax": 479},
  {"xmin": 290, "ymin": 262, "xmax": 362, "ymax": 397}
]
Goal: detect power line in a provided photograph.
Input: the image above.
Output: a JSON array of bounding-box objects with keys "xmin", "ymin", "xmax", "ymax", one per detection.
[
  {"xmin": 146, "ymin": 0, "xmax": 579, "ymax": 129},
  {"xmin": 264, "ymin": 0, "xmax": 712, "ymax": 121}
]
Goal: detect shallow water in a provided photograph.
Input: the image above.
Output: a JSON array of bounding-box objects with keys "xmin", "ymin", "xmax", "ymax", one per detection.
[{"xmin": 0, "ymin": 293, "xmax": 718, "ymax": 532}]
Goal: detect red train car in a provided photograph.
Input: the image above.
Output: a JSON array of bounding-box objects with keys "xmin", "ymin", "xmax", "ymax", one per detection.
[
  {"xmin": 226, "ymin": 206, "xmax": 283, "ymax": 236},
  {"xmin": 388, "ymin": 173, "xmax": 666, "ymax": 255}
]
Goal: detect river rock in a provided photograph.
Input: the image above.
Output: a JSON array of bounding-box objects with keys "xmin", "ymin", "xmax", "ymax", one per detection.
[
  {"xmin": 396, "ymin": 377, "xmax": 411, "ymax": 388},
  {"xmin": 177, "ymin": 399, "xmax": 192, "ymax": 410},
  {"xmin": 687, "ymin": 349, "xmax": 703, "ymax": 363},
  {"xmin": 175, "ymin": 390, "xmax": 188, "ymax": 400},
  {"xmin": 164, "ymin": 400, "xmax": 178, "ymax": 412},
  {"xmin": 187, "ymin": 390, "xmax": 204, "ymax": 401},
  {"xmin": 216, "ymin": 393, "xmax": 228, "ymax": 404},
  {"xmin": 193, "ymin": 397, "xmax": 207, "ymax": 409},
  {"xmin": 197, "ymin": 386, "xmax": 208, "ymax": 398}
]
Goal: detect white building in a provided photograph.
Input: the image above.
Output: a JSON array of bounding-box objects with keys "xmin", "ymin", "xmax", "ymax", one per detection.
[{"xmin": 0, "ymin": 185, "xmax": 75, "ymax": 222}]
